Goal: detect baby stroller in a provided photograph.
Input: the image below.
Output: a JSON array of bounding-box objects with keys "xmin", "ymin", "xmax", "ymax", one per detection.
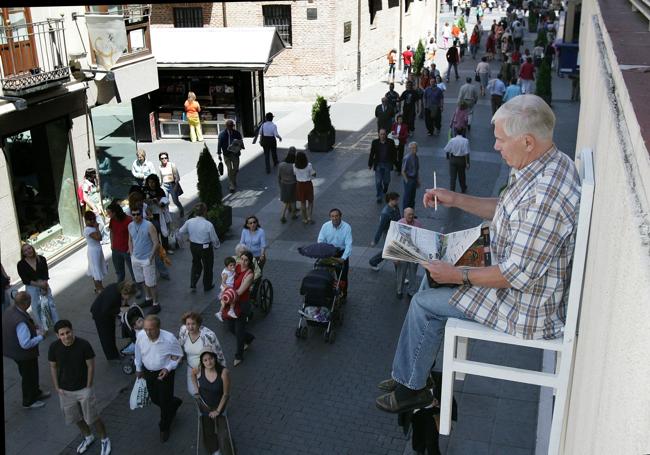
[
  {"xmin": 294, "ymin": 243, "xmax": 345, "ymax": 344},
  {"xmin": 119, "ymin": 303, "xmax": 144, "ymax": 375}
]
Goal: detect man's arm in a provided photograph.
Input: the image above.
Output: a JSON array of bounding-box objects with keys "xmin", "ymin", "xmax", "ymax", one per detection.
[
  {"xmin": 134, "ymin": 338, "xmax": 143, "ymax": 374},
  {"xmin": 368, "ymin": 142, "xmax": 376, "ymax": 169},
  {"xmin": 17, "ymin": 322, "xmax": 43, "ymax": 349},
  {"xmin": 86, "ymin": 357, "xmax": 95, "ymax": 388},
  {"xmin": 148, "ymin": 223, "xmax": 160, "ymax": 262},
  {"xmin": 423, "ymin": 188, "xmax": 498, "ymax": 220},
  {"xmin": 342, "ymin": 226, "xmax": 353, "ymax": 260},
  {"xmin": 210, "ymin": 225, "xmax": 221, "ymax": 249},
  {"xmin": 317, "ymin": 224, "xmax": 327, "ymax": 244},
  {"xmin": 49, "ymin": 361, "xmax": 61, "ymax": 393},
  {"xmin": 421, "ymin": 262, "xmax": 510, "ymax": 288}
]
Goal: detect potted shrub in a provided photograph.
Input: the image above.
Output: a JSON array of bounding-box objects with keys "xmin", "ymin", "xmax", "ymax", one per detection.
[
  {"xmin": 536, "ymin": 59, "xmax": 553, "ymax": 107},
  {"xmin": 307, "ymin": 95, "xmax": 336, "ymax": 153},
  {"xmin": 412, "ymin": 39, "xmax": 426, "ymax": 82},
  {"xmin": 196, "ymin": 144, "xmax": 231, "ymax": 238}
]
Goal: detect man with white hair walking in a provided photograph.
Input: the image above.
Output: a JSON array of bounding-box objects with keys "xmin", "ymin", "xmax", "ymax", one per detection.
[{"xmin": 376, "ymin": 95, "xmax": 581, "ymax": 413}]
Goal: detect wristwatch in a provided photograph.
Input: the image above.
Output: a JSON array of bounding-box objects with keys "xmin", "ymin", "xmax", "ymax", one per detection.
[{"xmin": 461, "ymin": 267, "xmax": 472, "ymax": 286}]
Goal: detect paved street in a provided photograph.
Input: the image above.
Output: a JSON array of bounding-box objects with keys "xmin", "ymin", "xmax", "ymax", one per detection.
[{"xmin": 3, "ymin": 7, "xmax": 580, "ymax": 455}]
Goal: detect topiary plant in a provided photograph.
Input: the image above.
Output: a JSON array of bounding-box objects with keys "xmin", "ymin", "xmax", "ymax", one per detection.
[
  {"xmin": 536, "ymin": 59, "xmax": 552, "ymax": 106},
  {"xmin": 311, "ymin": 95, "xmax": 333, "ymax": 134},
  {"xmin": 196, "ymin": 144, "xmax": 222, "ymax": 207},
  {"xmin": 413, "ymin": 39, "xmax": 426, "ymax": 77}
]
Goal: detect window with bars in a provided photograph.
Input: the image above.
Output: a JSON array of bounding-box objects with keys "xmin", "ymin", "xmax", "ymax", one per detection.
[
  {"xmin": 173, "ymin": 7, "xmax": 203, "ymax": 28},
  {"xmin": 262, "ymin": 5, "xmax": 292, "ymax": 46},
  {"xmin": 369, "ymin": 0, "xmax": 382, "ymax": 24}
]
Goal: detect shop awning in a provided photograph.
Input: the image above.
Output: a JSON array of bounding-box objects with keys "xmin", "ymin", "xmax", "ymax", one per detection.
[{"xmin": 150, "ymin": 27, "xmax": 286, "ymax": 70}]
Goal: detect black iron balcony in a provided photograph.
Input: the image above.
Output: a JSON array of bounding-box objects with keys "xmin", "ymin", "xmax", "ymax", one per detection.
[{"xmin": 0, "ymin": 17, "xmax": 70, "ymax": 96}]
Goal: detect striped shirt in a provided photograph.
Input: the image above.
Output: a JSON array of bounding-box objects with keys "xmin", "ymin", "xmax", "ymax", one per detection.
[{"xmin": 450, "ymin": 147, "xmax": 581, "ymax": 340}]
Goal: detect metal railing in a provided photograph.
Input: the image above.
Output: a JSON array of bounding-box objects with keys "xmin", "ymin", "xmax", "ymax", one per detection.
[
  {"xmin": 630, "ymin": 0, "xmax": 650, "ymax": 30},
  {"xmin": 0, "ymin": 17, "xmax": 70, "ymax": 95}
]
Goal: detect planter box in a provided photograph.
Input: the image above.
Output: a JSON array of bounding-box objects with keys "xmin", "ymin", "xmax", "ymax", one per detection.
[
  {"xmin": 207, "ymin": 204, "xmax": 232, "ymax": 239},
  {"xmin": 308, "ymin": 128, "xmax": 336, "ymax": 153}
]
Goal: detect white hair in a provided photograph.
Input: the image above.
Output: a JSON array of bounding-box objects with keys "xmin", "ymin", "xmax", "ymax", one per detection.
[{"xmin": 491, "ymin": 95, "xmax": 555, "ymax": 141}]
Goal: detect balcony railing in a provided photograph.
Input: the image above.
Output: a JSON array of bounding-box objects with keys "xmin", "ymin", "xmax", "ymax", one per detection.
[{"xmin": 0, "ymin": 17, "xmax": 70, "ymax": 95}]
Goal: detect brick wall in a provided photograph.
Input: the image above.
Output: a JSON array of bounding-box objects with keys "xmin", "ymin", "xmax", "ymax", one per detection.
[{"xmin": 150, "ymin": 1, "xmax": 437, "ymax": 101}]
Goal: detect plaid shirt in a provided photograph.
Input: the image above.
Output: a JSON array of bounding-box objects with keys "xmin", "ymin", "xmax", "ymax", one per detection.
[{"xmin": 450, "ymin": 147, "xmax": 581, "ymax": 340}]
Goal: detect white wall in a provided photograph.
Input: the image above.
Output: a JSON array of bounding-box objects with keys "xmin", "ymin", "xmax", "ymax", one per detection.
[{"xmin": 563, "ymin": 0, "xmax": 650, "ymax": 453}]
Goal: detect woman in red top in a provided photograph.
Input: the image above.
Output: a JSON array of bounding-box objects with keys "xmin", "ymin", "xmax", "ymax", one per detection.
[
  {"xmin": 225, "ymin": 251, "xmax": 256, "ymax": 366},
  {"xmin": 485, "ymin": 31, "xmax": 496, "ymax": 61},
  {"xmin": 184, "ymin": 91, "xmax": 203, "ymax": 143},
  {"xmin": 106, "ymin": 202, "xmax": 135, "ymax": 283},
  {"xmin": 391, "ymin": 114, "xmax": 410, "ymax": 173},
  {"xmin": 469, "ymin": 28, "xmax": 480, "ymax": 60}
]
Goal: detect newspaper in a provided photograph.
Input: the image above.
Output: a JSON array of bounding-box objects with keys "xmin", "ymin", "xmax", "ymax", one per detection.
[{"xmin": 382, "ymin": 221, "xmax": 484, "ymax": 265}]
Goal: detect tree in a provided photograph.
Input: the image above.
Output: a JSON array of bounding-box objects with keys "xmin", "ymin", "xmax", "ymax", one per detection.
[
  {"xmin": 196, "ymin": 144, "xmax": 222, "ymax": 207},
  {"xmin": 536, "ymin": 60, "xmax": 552, "ymax": 106},
  {"xmin": 311, "ymin": 95, "xmax": 333, "ymax": 134},
  {"xmin": 413, "ymin": 39, "xmax": 426, "ymax": 77}
]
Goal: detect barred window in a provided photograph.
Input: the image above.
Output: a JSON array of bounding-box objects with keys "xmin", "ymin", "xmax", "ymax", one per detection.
[
  {"xmin": 173, "ymin": 7, "xmax": 203, "ymax": 27},
  {"xmin": 369, "ymin": 0, "xmax": 382, "ymax": 24},
  {"xmin": 262, "ymin": 5, "xmax": 292, "ymax": 46}
]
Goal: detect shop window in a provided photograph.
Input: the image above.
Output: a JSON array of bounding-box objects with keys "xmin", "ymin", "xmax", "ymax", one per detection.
[
  {"xmin": 173, "ymin": 7, "xmax": 203, "ymax": 28},
  {"xmin": 369, "ymin": 0, "xmax": 382, "ymax": 25},
  {"xmin": 263, "ymin": 5, "xmax": 292, "ymax": 46},
  {"xmin": 4, "ymin": 117, "xmax": 82, "ymax": 259},
  {"xmin": 85, "ymin": 5, "xmax": 152, "ymax": 65}
]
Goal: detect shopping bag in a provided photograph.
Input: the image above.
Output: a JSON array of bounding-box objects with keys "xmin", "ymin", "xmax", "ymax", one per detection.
[
  {"xmin": 129, "ymin": 377, "xmax": 150, "ymax": 410},
  {"xmin": 39, "ymin": 294, "xmax": 55, "ymax": 331},
  {"xmin": 217, "ymin": 154, "xmax": 224, "ymax": 176}
]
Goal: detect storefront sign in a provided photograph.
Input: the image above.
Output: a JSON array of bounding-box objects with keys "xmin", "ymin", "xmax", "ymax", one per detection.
[{"xmin": 86, "ymin": 14, "xmax": 127, "ymax": 71}]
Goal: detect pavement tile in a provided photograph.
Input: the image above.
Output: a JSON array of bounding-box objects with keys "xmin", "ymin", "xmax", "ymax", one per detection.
[
  {"xmin": 446, "ymin": 438, "xmax": 490, "ymax": 455},
  {"xmin": 488, "ymin": 443, "xmax": 534, "ymax": 455},
  {"xmin": 490, "ymin": 415, "xmax": 538, "ymax": 449}
]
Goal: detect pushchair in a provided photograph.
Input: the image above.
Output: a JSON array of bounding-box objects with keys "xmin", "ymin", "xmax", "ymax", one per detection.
[
  {"xmin": 294, "ymin": 243, "xmax": 346, "ymax": 344},
  {"xmin": 119, "ymin": 303, "xmax": 144, "ymax": 375}
]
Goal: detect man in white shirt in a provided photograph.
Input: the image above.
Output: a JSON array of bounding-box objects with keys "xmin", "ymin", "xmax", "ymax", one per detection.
[
  {"xmin": 135, "ymin": 315, "xmax": 183, "ymax": 442},
  {"xmin": 255, "ymin": 112, "xmax": 282, "ymax": 174},
  {"xmin": 444, "ymin": 128, "xmax": 471, "ymax": 193},
  {"xmin": 178, "ymin": 202, "xmax": 220, "ymax": 293}
]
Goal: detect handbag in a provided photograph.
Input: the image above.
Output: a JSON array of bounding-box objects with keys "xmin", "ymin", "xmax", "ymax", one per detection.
[
  {"xmin": 129, "ymin": 378, "xmax": 150, "ymax": 410},
  {"xmin": 175, "ymin": 182, "xmax": 184, "ymax": 197},
  {"xmin": 474, "ymin": 72, "xmax": 480, "ymax": 82},
  {"xmin": 217, "ymin": 155, "xmax": 224, "ymax": 176}
]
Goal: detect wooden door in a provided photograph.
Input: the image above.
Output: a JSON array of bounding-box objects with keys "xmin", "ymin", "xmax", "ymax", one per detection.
[{"xmin": 1, "ymin": 7, "xmax": 39, "ymax": 77}]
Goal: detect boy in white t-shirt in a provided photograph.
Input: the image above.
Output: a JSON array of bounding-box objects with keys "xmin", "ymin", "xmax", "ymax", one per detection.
[{"xmin": 216, "ymin": 257, "xmax": 237, "ymax": 321}]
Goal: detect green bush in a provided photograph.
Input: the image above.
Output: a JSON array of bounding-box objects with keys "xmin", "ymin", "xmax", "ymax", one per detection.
[
  {"xmin": 311, "ymin": 95, "xmax": 333, "ymax": 133},
  {"xmin": 413, "ymin": 40, "xmax": 426, "ymax": 76},
  {"xmin": 196, "ymin": 144, "xmax": 222, "ymax": 208},
  {"xmin": 206, "ymin": 204, "xmax": 232, "ymax": 238},
  {"xmin": 536, "ymin": 60, "xmax": 552, "ymax": 106}
]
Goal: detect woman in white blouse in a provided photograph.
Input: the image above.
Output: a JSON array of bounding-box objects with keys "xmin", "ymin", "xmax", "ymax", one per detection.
[
  {"xmin": 293, "ymin": 151, "xmax": 316, "ymax": 224},
  {"xmin": 178, "ymin": 311, "xmax": 225, "ymax": 395},
  {"xmin": 256, "ymin": 112, "xmax": 282, "ymax": 174}
]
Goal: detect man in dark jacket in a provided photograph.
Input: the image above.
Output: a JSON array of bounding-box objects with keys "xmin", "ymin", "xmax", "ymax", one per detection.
[
  {"xmin": 217, "ymin": 119, "xmax": 244, "ymax": 193},
  {"xmin": 445, "ymin": 43, "xmax": 460, "ymax": 82},
  {"xmin": 375, "ymin": 97, "xmax": 395, "ymax": 133},
  {"xmin": 368, "ymin": 129, "xmax": 397, "ymax": 203},
  {"xmin": 2, "ymin": 291, "xmax": 50, "ymax": 408}
]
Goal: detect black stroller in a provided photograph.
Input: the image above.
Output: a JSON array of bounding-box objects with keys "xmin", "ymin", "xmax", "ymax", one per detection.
[
  {"xmin": 119, "ymin": 303, "xmax": 144, "ymax": 375},
  {"xmin": 294, "ymin": 243, "xmax": 346, "ymax": 343}
]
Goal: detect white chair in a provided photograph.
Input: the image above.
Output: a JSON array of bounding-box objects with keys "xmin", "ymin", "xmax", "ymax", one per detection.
[{"xmin": 438, "ymin": 148, "xmax": 595, "ymax": 455}]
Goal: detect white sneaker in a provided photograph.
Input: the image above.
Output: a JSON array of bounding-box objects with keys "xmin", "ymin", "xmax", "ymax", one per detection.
[
  {"xmin": 215, "ymin": 312, "xmax": 223, "ymax": 322},
  {"xmin": 76, "ymin": 435, "xmax": 95, "ymax": 454},
  {"xmin": 101, "ymin": 438, "xmax": 111, "ymax": 455},
  {"xmin": 227, "ymin": 308, "xmax": 238, "ymax": 319}
]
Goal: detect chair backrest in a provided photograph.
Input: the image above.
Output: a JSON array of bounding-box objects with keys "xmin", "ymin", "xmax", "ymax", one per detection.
[{"xmin": 562, "ymin": 148, "xmax": 595, "ymax": 345}]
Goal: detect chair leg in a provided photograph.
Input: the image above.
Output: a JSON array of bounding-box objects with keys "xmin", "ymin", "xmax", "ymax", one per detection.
[
  {"xmin": 439, "ymin": 331, "xmax": 457, "ymax": 435},
  {"xmin": 548, "ymin": 351, "xmax": 572, "ymax": 455},
  {"xmin": 455, "ymin": 336, "xmax": 468, "ymax": 381},
  {"xmin": 553, "ymin": 351, "xmax": 562, "ymax": 396}
]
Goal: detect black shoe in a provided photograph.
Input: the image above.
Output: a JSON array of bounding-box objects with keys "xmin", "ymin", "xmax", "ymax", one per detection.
[
  {"xmin": 160, "ymin": 431, "xmax": 170, "ymax": 443},
  {"xmin": 377, "ymin": 376, "xmax": 434, "ymax": 393},
  {"xmin": 204, "ymin": 284, "xmax": 215, "ymax": 292},
  {"xmin": 148, "ymin": 304, "xmax": 161, "ymax": 315},
  {"xmin": 396, "ymin": 292, "xmax": 403, "ymax": 299},
  {"xmin": 375, "ymin": 387, "xmax": 435, "ymax": 413},
  {"xmin": 141, "ymin": 299, "xmax": 153, "ymax": 308},
  {"xmin": 229, "ymin": 188, "xmax": 236, "ymax": 193}
]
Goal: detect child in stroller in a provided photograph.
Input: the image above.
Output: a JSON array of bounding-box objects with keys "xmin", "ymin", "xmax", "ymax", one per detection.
[{"xmin": 119, "ymin": 304, "xmax": 144, "ymax": 374}]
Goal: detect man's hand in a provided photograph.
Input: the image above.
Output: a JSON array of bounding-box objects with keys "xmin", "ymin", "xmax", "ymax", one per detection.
[
  {"xmin": 136, "ymin": 371, "xmax": 143, "ymax": 379},
  {"xmin": 157, "ymin": 368, "xmax": 169, "ymax": 380},
  {"xmin": 209, "ymin": 410, "xmax": 220, "ymax": 419},
  {"xmin": 422, "ymin": 187, "xmax": 458, "ymax": 209},
  {"xmin": 420, "ymin": 261, "xmax": 462, "ymax": 285}
]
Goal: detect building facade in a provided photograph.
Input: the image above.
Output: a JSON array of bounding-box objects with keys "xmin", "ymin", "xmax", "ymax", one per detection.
[
  {"xmin": 151, "ymin": 0, "xmax": 438, "ymax": 101},
  {"xmin": 0, "ymin": 5, "xmax": 158, "ymax": 266}
]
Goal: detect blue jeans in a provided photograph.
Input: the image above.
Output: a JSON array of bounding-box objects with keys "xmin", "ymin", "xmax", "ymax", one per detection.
[
  {"xmin": 25, "ymin": 285, "xmax": 59, "ymax": 328},
  {"xmin": 402, "ymin": 177, "xmax": 418, "ymax": 209},
  {"xmin": 112, "ymin": 249, "xmax": 135, "ymax": 283},
  {"xmin": 374, "ymin": 163, "xmax": 392, "ymax": 200},
  {"xmin": 391, "ymin": 286, "xmax": 469, "ymax": 390},
  {"xmin": 163, "ymin": 182, "xmax": 184, "ymax": 217}
]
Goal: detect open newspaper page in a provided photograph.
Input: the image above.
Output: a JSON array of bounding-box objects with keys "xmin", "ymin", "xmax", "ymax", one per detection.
[
  {"xmin": 382, "ymin": 221, "xmax": 443, "ymax": 263},
  {"xmin": 439, "ymin": 225, "xmax": 484, "ymax": 264}
]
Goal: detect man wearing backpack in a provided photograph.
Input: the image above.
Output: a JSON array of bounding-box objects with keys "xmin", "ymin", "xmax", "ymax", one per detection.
[{"xmin": 217, "ymin": 119, "xmax": 244, "ymax": 193}]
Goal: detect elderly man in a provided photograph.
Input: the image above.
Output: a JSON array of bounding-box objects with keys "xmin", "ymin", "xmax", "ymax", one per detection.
[
  {"xmin": 395, "ymin": 207, "xmax": 423, "ymax": 299},
  {"xmin": 369, "ymin": 129, "xmax": 397, "ymax": 203},
  {"xmin": 423, "ymin": 79, "xmax": 444, "ymax": 136},
  {"xmin": 318, "ymin": 208, "xmax": 353, "ymax": 293},
  {"xmin": 178, "ymin": 202, "xmax": 220, "ymax": 292},
  {"xmin": 375, "ymin": 97, "xmax": 395, "ymax": 133},
  {"xmin": 2, "ymin": 291, "xmax": 50, "ymax": 409},
  {"xmin": 217, "ymin": 119, "xmax": 244, "ymax": 193},
  {"xmin": 376, "ymin": 95, "xmax": 581, "ymax": 413},
  {"xmin": 135, "ymin": 315, "xmax": 184, "ymax": 442}
]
